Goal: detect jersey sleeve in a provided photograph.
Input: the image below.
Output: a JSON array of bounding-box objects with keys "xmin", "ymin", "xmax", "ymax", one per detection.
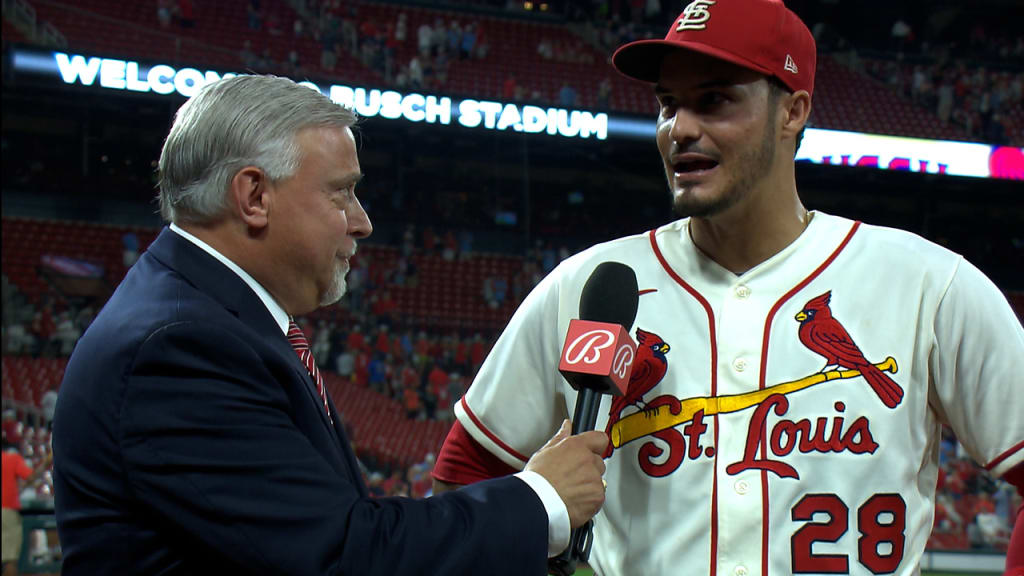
[
  {"xmin": 929, "ymin": 257, "xmax": 1024, "ymax": 478},
  {"xmin": 451, "ymin": 265, "xmax": 572, "ymax": 471},
  {"xmin": 432, "ymin": 419, "xmax": 519, "ymax": 484}
]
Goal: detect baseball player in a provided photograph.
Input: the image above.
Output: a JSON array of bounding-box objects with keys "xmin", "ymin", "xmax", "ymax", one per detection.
[{"xmin": 432, "ymin": 1, "xmax": 1024, "ymax": 574}]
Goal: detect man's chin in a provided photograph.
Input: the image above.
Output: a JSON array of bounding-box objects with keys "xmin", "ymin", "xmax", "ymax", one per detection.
[
  {"xmin": 319, "ymin": 272, "xmax": 348, "ymax": 307},
  {"xmin": 673, "ymin": 191, "xmax": 723, "ymax": 219}
]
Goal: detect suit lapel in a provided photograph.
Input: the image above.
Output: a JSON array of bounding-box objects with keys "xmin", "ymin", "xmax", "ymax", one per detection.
[{"xmin": 146, "ymin": 228, "xmax": 353, "ymax": 459}]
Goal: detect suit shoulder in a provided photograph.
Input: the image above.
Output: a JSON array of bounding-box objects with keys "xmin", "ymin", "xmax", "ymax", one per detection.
[{"xmin": 70, "ymin": 260, "xmax": 240, "ymax": 380}]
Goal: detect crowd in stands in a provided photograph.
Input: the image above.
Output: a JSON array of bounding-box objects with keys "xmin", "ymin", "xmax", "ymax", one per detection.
[
  {"xmin": 2, "ymin": 214, "xmax": 1021, "ymax": 551},
  {"xmin": 0, "ymin": 216, "xmax": 577, "ymax": 500}
]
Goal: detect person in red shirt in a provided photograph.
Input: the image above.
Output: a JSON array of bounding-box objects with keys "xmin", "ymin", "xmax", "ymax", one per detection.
[
  {"xmin": 3, "ymin": 441, "xmax": 49, "ymax": 576},
  {"xmin": 346, "ymin": 324, "xmax": 367, "ymax": 353},
  {"xmin": 374, "ymin": 325, "xmax": 391, "ymax": 355}
]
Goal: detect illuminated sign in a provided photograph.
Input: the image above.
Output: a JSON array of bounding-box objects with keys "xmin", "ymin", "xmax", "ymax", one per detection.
[
  {"xmin": 15, "ymin": 50, "xmax": 608, "ymax": 140},
  {"xmin": 8, "ymin": 48, "xmax": 1022, "ymax": 180},
  {"xmin": 796, "ymin": 129, "xmax": 1023, "ymax": 180}
]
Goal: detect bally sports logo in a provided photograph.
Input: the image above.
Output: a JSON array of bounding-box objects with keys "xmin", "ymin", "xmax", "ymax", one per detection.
[{"xmin": 559, "ymin": 320, "xmax": 636, "ymax": 396}]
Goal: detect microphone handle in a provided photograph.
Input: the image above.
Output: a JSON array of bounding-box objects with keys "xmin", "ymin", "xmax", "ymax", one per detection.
[
  {"xmin": 550, "ymin": 387, "xmax": 602, "ymax": 575},
  {"xmin": 571, "ymin": 387, "xmax": 601, "ymax": 434}
]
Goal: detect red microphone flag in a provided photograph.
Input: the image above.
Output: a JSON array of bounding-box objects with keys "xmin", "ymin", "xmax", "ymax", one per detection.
[{"xmin": 558, "ymin": 319, "xmax": 636, "ymax": 396}]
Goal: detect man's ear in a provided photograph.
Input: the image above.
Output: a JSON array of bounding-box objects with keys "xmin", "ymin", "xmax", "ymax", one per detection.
[
  {"xmin": 781, "ymin": 90, "xmax": 812, "ymax": 139},
  {"xmin": 229, "ymin": 166, "xmax": 270, "ymax": 229}
]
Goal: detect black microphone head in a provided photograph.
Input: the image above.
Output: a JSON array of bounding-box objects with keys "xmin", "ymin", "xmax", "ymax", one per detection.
[{"xmin": 578, "ymin": 262, "xmax": 639, "ymax": 330}]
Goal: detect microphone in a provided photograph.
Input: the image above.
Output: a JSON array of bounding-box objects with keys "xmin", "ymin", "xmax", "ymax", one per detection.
[{"xmin": 549, "ymin": 262, "xmax": 638, "ymax": 576}]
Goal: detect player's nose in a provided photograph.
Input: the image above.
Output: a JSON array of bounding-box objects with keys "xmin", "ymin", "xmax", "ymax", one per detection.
[{"xmin": 667, "ymin": 107, "xmax": 702, "ymax": 145}]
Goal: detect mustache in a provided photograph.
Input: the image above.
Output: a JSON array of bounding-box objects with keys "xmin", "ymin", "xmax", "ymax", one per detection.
[
  {"xmin": 343, "ymin": 242, "xmax": 358, "ymax": 260},
  {"xmin": 669, "ymin": 144, "xmax": 720, "ymax": 160}
]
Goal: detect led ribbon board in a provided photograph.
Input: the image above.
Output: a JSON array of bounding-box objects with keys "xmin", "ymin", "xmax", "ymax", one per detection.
[{"xmin": 8, "ymin": 48, "xmax": 1022, "ymax": 180}]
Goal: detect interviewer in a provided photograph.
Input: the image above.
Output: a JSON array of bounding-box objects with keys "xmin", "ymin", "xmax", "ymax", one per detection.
[{"xmin": 52, "ymin": 74, "xmax": 608, "ymax": 576}]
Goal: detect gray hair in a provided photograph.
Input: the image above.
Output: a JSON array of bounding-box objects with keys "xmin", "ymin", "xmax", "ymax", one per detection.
[{"xmin": 158, "ymin": 75, "xmax": 357, "ymax": 224}]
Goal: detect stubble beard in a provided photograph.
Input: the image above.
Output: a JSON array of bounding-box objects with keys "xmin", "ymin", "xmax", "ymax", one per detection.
[
  {"xmin": 319, "ymin": 259, "xmax": 350, "ymax": 307},
  {"xmin": 670, "ymin": 117, "xmax": 777, "ymax": 219}
]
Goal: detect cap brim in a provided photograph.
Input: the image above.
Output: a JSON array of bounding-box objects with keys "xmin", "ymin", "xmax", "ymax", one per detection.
[{"xmin": 612, "ymin": 39, "xmax": 775, "ymax": 84}]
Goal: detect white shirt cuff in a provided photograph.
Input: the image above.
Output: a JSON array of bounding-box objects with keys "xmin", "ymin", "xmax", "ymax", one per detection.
[{"xmin": 514, "ymin": 470, "xmax": 570, "ymax": 557}]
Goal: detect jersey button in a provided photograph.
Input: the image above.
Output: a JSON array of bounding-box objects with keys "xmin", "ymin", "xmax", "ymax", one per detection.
[
  {"xmin": 732, "ymin": 358, "xmax": 748, "ymax": 372},
  {"xmin": 734, "ymin": 285, "xmax": 750, "ymax": 299},
  {"xmin": 734, "ymin": 565, "xmax": 749, "ymax": 576},
  {"xmin": 734, "ymin": 479, "xmax": 750, "ymax": 494}
]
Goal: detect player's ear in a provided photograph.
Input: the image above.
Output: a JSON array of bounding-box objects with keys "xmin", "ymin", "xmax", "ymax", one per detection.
[{"xmin": 780, "ymin": 90, "xmax": 811, "ymax": 140}]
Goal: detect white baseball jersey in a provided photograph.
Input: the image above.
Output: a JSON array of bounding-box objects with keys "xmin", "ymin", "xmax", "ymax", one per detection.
[{"xmin": 455, "ymin": 211, "xmax": 1024, "ymax": 576}]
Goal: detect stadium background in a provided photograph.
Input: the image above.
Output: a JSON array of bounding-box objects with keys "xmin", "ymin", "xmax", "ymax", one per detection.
[{"xmin": 1, "ymin": 0, "xmax": 1021, "ymax": 573}]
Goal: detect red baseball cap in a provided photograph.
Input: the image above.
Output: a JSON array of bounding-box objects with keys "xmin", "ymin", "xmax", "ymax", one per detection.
[{"xmin": 612, "ymin": 0, "xmax": 816, "ymax": 97}]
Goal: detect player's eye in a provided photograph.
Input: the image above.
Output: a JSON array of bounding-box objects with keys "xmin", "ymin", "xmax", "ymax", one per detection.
[
  {"xmin": 697, "ymin": 91, "xmax": 729, "ymax": 110},
  {"xmin": 657, "ymin": 96, "xmax": 677, "ymax": 116}
]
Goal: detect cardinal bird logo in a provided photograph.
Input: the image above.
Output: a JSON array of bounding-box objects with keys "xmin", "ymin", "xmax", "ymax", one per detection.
[
  {"xmin": 795, "ymin": 291, "xmax": 904, "ymax": 408},
  {"xmin": 602, "ymin": 328, "xmax": 671, "ymax": 457}
]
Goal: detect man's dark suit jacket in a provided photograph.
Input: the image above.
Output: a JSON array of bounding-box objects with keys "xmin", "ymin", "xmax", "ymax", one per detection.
[{"xmin": 53, "ymin": 228, "xmax": 547, "ymax": 575}]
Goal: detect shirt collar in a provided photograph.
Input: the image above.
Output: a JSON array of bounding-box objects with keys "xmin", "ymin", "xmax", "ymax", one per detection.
[{"xmin": 169, "ymin": 223, "xmax": 290, "ymax": 335}]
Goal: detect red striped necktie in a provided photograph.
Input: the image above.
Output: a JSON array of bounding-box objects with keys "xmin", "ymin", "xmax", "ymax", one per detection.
[{"xmin": 287, "ymin": 320, "xmax": 332, "ymax": 423}]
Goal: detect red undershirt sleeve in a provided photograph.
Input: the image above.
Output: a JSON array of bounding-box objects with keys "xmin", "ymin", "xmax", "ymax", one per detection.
[{"xmin": 432, "ymin": 419, "xmax": 519, "ymax": 485}]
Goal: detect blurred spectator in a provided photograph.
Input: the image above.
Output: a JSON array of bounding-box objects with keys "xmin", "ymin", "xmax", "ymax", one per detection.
[
  {"xmin": 346, "ymin": 324, "xmax": 366, "ymax": 353},
  {"xmin": 446, "ymin": 21, "xmax": 462, "ymax": 55},
  {"xmin": 503, "ymin": 74, "xmax": 518, "ymax": 100},
  {"xmin": 177, "ymin": 0, "xmax": 195, "ymax": 28},
  {"xmin": 441, "ymin": 231, "xmax": 458, "ymax": 262},
  {"xmin": 320, "ymin": 45, "xmax": 337, "ymax": 72},
  {"xmin": 408, "ymin": 56, "xmax": 424, "ymax": 89},
  {"xmin": 2, "ymin": 439, "xmax": 51, "ymax": 575},
  {"xmin": 54, "ymin": 311, "xmax": 80, "ymax": 356},
  {"xmin": 266, "ymin": 13, "xmax": 283, "ymax": 36},
  {"xmin": 558, "ymin": 83, "xmax": 578, "ymax": 108},
  {"xmin": 417, "ymin": 20, "xmax": 433, "ymax": 56},
  {"xmin": 402, "ymin": 384, "xmax": 422, "ymax": 420},
  {"xmin": 537, "ymin": 38, "xmax": 553, "ymax": 60},
  {"xmin": 246, "ymin": 0, "xmax": 262, "ymax": 30},
  {"xmin": 431, "ymin": 18, "xmax": 447, "ymax": 56},
  {"xmin": 287, "ymin": 49, "xmax": 301, "ymax": 76},
  {"xmin": 122, "ymin": 232, "xmax": 139, "ymax": 267},
  {"xmin": 374, "ymin": 325, "xmax": 391, "ymax": 356},
  {"xmin": 597, "ymin": 77, "xmax": 613, "ymax": 109},
  {"xmin": 394, "ymin": 13, "xmax": 408, "ymax": 45},
  {"xmin": 334, "ymin": 344, "xmax": 355, "ymax": 381},
  {"xmin": 312, "ymin": 320, "xmax": 332, "ymax": 367},
  {"xmin": 460, "ymin": 23, "xmax": 477, "ymax": 60},
  {"xmin": 367, "ymin": 354, "xmax": 388, "ymax": 395},
  {"xmin": 157, "ymin": 0, "xmax": 175, "ymax": 28},
  {"xmin": 4, "ymin": 321, "xmax": 32, "ymax": 355},
  {"xmin": 1, "ymin": 412, "xmax": 20, "ymax": 448},
  {"xmin": 41, "ymin": 389, "xmax": 58, "ymax": 429},
  {"xmin": 469, "ymin": 333, "xmax": 486, "ymax": 372},
  {"xmin": 458, "ymin": 230, "xmax": 474, "ymax": 259},
  {"xmin": 890, "ymin": 18, "xmax": 912, "ymax": 53}
]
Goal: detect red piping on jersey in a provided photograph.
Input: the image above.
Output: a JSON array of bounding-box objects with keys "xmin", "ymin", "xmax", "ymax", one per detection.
[
  {"xmin": 459, "ymin": 397, "xmax": 529, "ymax": 464},
  {"xmin": 648, "ymin": 227, "xmax": 719, "ymax": 576},
  {"xmin": 638, "ymin": 288, "xmax": 658, "ymax": 296},
  {"xmin": 985, "ymin": 439, "xmax": 1024, "ymax": 471},
  {"xmin": 757, "ymin": 220, "xmax": 861, "ymax": 575}
]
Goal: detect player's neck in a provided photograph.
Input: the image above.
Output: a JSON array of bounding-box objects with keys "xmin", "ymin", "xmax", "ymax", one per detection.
[{"xmin": 688, "ymin": 186, "xmax": 809, "ymax": 276}]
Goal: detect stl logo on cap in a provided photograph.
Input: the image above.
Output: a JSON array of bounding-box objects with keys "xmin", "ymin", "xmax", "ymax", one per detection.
[{"xmin": 676, "ymin": 0, "xmax": 717, "ymax": 31}]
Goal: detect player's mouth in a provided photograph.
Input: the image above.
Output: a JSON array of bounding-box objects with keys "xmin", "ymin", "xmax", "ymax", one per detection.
[{"xmin": 671, "ymin": 154, "xmax": 719, "ymax": 180}]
